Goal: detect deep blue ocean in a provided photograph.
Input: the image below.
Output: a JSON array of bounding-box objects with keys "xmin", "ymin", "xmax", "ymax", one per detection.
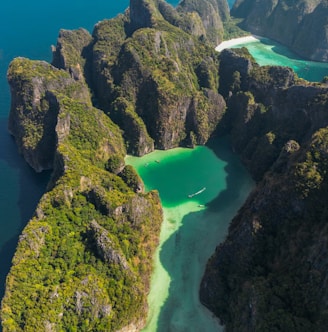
[
  {"xmin": 0, "ymin": 0, "xmax": 183, "ymax": 308},
  {"xmin": 0, "ymin": 0, "xmax": 328, "ymax": 327}
]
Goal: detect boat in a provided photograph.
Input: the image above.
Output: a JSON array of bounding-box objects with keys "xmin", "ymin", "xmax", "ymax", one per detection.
[{"xmin": 188, "ymin": 187, "xmax": 206, "ymax": 198}]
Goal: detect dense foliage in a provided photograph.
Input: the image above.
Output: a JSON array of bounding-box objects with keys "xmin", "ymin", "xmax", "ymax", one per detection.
[{"xmin": 2, "ymin": 56, "xmax": 162, "ymax": 331}]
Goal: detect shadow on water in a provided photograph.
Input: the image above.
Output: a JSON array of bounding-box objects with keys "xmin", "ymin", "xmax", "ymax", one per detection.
[
  {"xmin": 0, "ymin": 117, "xmax": 50, "ymax": 303},
  {"xmin": 258, "ymin": 37, "xmax": 305, "ymax": 62},
  {"xmin": 156, "ymin": 136, "xmax": 254, "ymax": 331},
  {"xmin": 205, "ymin": 136, "xmax": 251, "ymax": 212}
]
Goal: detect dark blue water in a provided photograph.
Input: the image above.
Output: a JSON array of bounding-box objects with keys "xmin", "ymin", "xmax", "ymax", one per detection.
[
  {"xmin": 0, "ymin": 0, "xmax": 181, "ymax": 309},
  {"xmin": 0, "ymin": 0, "xmax": 128, "ymax": 307}
]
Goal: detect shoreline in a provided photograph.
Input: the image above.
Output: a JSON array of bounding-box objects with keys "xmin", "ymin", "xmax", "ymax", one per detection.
[{"xmin": 215, "ymin": 35, "xmax": 261, "ymax": 52}]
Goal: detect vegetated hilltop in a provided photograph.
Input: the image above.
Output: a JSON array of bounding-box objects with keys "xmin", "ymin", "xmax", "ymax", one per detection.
[
  {"xmin": 231, "ymin": 0, "xmax": 328, "ymax": 62},
  {"xmin": 1, "ymin": 0, "xmax": 229, "ymax": 331},
  {"xmin": 200, "ymin": 48, "xmax": 328, "ymax": 331}
]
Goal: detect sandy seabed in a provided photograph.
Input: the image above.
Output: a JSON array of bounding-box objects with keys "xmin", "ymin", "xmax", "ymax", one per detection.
[
  {"xmin": 126, "ymin": 146, "xmax": 255, "ymax": 332},
  {"xmin": 215, "ymin": 35, "xmax": 261, "ymax": 52}
]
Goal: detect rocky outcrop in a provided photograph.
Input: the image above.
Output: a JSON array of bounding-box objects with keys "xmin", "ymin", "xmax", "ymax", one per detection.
[
  {"xmin": 231, "ymin": 0, "xmax": 328, "ymax": 62},
  {"xmin": 178, "ymin": 0, "xmax": 230, "ymax": 45},
  {"xmin": 217, "ymin": 48, "xmax": 328, "ymax": 180},
  {"xmin": 51, "ymin": 28, "xmax": 93, "ymax": 82},
  {"xmin": 88, "ymin": 0, "xmax": 227, "ymax": 155},
  {"xmin": 89, "ymin": 220, "xmax": 129, "ymax": 269},
  {"xmin": 200, "ymin": 48, "xmax": 328, "ymax": 331},
  {"xmin": 128, "ymin": 0, "xmax": 230, "ymax": 45},
  {"xmin": 129, "ymin": 0, "xmax": 157, "ymax": 32},
  {"xmin": 7, "ymin": 59, "xmax": 74, "ymax": 172}
]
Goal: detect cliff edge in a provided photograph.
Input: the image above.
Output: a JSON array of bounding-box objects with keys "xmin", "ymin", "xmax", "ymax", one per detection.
[{"xmin": 200, "ymin": 48, "xmax": 328, "ymax": 331}]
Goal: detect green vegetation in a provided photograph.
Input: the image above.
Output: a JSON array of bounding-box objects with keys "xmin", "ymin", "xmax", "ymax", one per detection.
[
  {"xmin": 119, "ymin": 165, "xmax": 144, "ymax": 193},
  {"xmin": 223, "ymin": 17, "xmax": 249, "ymax": 40},
  {"xmin": 2, "ymin": 56, "xmax": 162, "ymax": 331},
  {"xmin": 295, "ymin": 127, "xmax": 328, "ymax": 197}
]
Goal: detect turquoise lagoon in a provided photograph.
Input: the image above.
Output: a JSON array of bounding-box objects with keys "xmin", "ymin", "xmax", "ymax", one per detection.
[{"xmin": 126, "ymin": 140, "xmax": 254, "ymax": 331}]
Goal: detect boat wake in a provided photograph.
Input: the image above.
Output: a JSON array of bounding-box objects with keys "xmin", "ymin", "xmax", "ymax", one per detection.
[{"xmin": 188, "ymin": 187, "xmax": 206, "ymax": 198}]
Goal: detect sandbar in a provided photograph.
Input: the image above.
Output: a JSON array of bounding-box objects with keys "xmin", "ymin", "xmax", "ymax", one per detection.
[{"xmin": 215, "ymin": 35, "xmax": 261, "ymax": 52}]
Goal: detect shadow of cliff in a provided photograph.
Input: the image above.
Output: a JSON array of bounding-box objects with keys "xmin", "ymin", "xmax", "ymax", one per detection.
[
  {"xmin": 205, "ymin": 136, "xmax": 253, "ymax": 212},
  {"xmin": 155, "ymin": 136, "xmax": 254, "ymax": 331},
  {"xmin": 0, "ymin": 117, "xmax": 50, "ymax": 303},
  {"xmin": 259, "ymin": 37, "xmax": 303, "ymax": 62}
]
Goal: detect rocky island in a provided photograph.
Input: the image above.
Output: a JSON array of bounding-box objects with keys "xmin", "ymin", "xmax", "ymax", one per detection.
[{"xmin": 2, "ymin": 0, "xmax": 328, "ymax": 331}]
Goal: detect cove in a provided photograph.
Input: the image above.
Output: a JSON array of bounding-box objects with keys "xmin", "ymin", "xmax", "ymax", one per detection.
[
  {"xmin": 230, "ymin": 37, "xmax": 328, "ymax": 82},
  {"xmin": 126, "ymin": 139, "xmax": 254, "ymax": 331}
]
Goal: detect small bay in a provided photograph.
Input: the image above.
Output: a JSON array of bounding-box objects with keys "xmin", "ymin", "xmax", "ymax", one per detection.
[
  {"xmin": 230, "ymin": 37, "xmax": 328, "ymax": 82},
  {"xmin": 126, "ymin": 139, "xmax": 254, "ymax": 331}
]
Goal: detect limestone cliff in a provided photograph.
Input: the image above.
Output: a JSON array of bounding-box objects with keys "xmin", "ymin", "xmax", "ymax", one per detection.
[
  {"xmin": 177, "ymin": 0, "xmax": 230, "ymax": 45},
  {"xmin": 231, "ymin": 0, "xmax": 328, "ymax": 62},
  {"xmin": 88, "ymin": 0, "xmax": 226, "ymax": 155},
  {"xmin": 200, "ymin": 48, "xmax": 328, "ymax": 331},
  {"xmin": 7, "ymin": 59, "xmax": 78, "ymax": 172}
]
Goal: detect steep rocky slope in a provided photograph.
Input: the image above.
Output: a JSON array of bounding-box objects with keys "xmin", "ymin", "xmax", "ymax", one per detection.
[
  {"xmin": 231, "ymin": 0, "xmax": 328, "ymax": 62},
  {"xmin": 200, "ymin": 48, "xmax": 328, "ymax": 331},
  {"xmin": 89, "ymin": 0, "xmax": 227, "ymax": 155}
]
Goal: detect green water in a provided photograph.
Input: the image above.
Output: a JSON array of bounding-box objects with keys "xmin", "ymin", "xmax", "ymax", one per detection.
[
  {"xmin": 232, "ymin": 37, "xmax": 328, "ymax": 82},
  {"xmin": 125, "ymin": 140, "xmax": 254, "ymax": 331}
]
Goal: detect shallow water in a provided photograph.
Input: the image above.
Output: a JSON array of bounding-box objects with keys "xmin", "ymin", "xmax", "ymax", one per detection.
[
  {"xmin": 230, "ymin": 37, "xmax": 328, "ymax": 82},
  {"xmin": 126, "ymin": 139, "xmax": 254, "ymax": 331}
]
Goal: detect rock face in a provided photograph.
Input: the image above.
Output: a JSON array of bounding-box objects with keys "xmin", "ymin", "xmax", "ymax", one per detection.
[
  {"xmin": 178, "ymin": 0, "xmax": 230, "ymax": 45},
  {"xmin": 89, "ymin": 0, "xmax": 227, "ymax": 155},
  {"xmin": 231, "ymin": 0, "xmax": 328, "ymax": 62},
  {"xmin": 200, "ymin": 48, "xmax": 328, "ymax": 331},
  {"xmin": 89, "ymin": 220, "xmax": 129, "ymax": 269},
  {"xmin": 7, "ymin": 59, "xmax": 75, "ymax": 172}
]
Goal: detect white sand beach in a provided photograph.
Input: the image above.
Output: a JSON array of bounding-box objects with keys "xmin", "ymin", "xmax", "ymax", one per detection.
[{"xmin": 215, "ymin": 35, "xmax": 261, "ymax": 52}]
